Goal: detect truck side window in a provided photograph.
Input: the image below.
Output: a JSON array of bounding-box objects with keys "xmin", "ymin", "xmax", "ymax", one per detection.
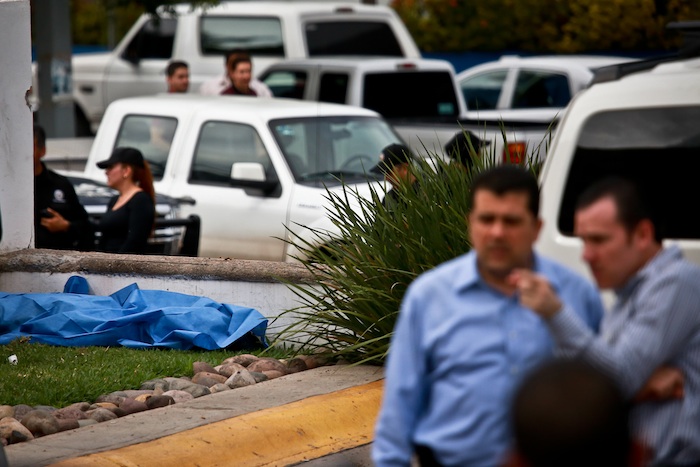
[
  {"xmin": 513, "ymin": 70, "xmax": 570, "ymax": 109},
  {"xmin": 306, "ymin": 21, "xmax": 403, "ymax": 56},
  {"xmin": 114, "ymin": 115, "xmax": 178, "ymax": 181},
  {"xmin": 262, "ymin": 71, "xmax": 307, "ymax": 99},
  {"xmin": 200, "ymin": 17, "xmax": 284, "ymax": 57},
  {"xmin": 460, "ymin": 71, "xmax": 507, "ymax": 111},
  {"xmin": 190, "ymin": 121, "xmax": 274, "ymax": 185},
  {"xmin": 122, "ymin": 18, "xmax": 176, "ymax": 61},
  {"xmin": 319, "ymin": 73, "xmax": 349, "ymax": 104},
  {"xmin": 558, "ymin": 106, "xmax": 700, "ymax": 239}
]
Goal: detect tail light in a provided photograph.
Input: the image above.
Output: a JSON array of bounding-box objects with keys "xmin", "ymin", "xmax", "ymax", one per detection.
[{"xmin": 503, "ymin": 142, "xmax": 527, "ymax": 164}]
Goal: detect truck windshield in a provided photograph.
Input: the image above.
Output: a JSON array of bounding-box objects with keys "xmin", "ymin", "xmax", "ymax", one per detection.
[
  {"xmin": 113, "ymin": 115, "xmax": 178, "ymax": 181},
  {"xmin": 363, "ymin": 71, "xmax": 460, "ymax": 120},
  {"xmin": 558, "ymin": 106, "xmax": 700, "ymax": 240},
  {"xmin": 269, "ymin": 116, "xmax": 402, "ymax": 186}
]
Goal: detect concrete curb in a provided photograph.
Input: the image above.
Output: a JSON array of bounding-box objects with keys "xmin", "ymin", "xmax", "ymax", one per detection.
[{"xmin": 4, "ymin": 365, "xmax": 385, "ymax": 467}]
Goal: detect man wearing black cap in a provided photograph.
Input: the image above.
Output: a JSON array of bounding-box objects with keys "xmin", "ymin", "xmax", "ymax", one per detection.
[
  {"xmin": 444, "ymin": 130, "xmax": 490, "ymax": 170},
  {"xmin": 374, "ymin": 144, "xmax": 419, "ymax": 210}
]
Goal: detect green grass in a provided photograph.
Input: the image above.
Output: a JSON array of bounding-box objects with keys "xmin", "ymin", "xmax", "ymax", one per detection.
[{"xmin": 0, "ymin": 339, "xmax": 293, "ymax": 408}]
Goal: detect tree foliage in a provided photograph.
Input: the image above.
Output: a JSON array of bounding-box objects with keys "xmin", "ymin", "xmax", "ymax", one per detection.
[{"xmin": 392, "ymin": 0, "xmax": 700, "ymax": 53}]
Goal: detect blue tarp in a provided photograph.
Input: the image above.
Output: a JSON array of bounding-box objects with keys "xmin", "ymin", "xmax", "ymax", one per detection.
[{"xmin": 0, "ymin": 277, "xmax": 268, "ymax": 350}]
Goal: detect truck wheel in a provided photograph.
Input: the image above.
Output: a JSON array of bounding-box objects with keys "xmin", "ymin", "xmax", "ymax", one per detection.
[{"xmin": 74, "ymin": 105, "xmax": 94, "ymax": 137}]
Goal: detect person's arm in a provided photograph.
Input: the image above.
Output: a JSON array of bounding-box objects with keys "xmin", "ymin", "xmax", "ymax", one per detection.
[
  {"xmin": 514, "ymin": 269, "xmax": 697, "ymax": 397},
  {"xmin": 119, "ymin": 192, "xmax": 154, "ymax": 254},
  {"xmin": 372, "ymin": 286, "xmax": 427, "ymax": 467}
]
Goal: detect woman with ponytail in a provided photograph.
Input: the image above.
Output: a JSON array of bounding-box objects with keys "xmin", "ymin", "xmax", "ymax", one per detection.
[{"xmin": 95, "ymin": 147, "xmax": 155, "ymax": 254}]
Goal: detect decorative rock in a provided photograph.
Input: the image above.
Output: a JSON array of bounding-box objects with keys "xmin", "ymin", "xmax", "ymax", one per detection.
[
  {"xmin": 64, "ymin": 402, "xmax": 91, "ymax": 412},
  {"xmin": 140, "ymin": 378, "xmax": 169, "ymax": 392},
  {"xmin": 187, "ymin": 384, "xmax": 211, "ymax": 398},
  {"xmin": 12, "ymin": 404, "xmax": 34, "ymax": 420},
  {"xmin": 215, "ymin": 363, "xmax": 246, "ymax": 378},
  {"xmin": 0, "ymin": 405, "xmax": 14, "ymax": 419},
  {"xmin": 249, "ymin": 371, "xmax": 269, "ymax": 383},
  {"xmin": 225, "ymin": 369, "xmax": 257, "ymax": 389},
  {"xmin": 86, "ymin": 408, "xmax": 118, "ymax": 423},
  {"xmin": 167, "ymin": 378, "xmax": 198, "ymax": 392},
  {"xmin": 146, "ymin": 395, "xmax": 175, "ymax": 409},
  {"xmin": 247, "ymin": 358, "xmax": 288, "ymax": 374},
  {"xmin": 118, "ymin": 398, "xmax": 149, "ymax": 416},
  {"xmin": 90, "ymin": 402, "xmax": 118, "ymax": 411},
  {"xmin": 192, "ymin": 371, "xmax": 227, "ymax": 387},
  {"xmin": 222, "ymin": 354, "xmax": 258, "ymax": 367},
  {"xmin": 34, "ymin": 405, "xmax": 57, "ymax": 413},
  {"xmin": 57, "ymin": 419, "xmax": 80, "ymax": 432},
  {"xmin": 209, "ymin": 383, "xmax": 230, "ymax": 394},
  {"xmin": 296, "ymin": 354, "xmax": 321, "ymax": 370},
  {"xmin": 53, "ymin": 406, "xmax": 87, "ymax": 421},
  {"xmin": 162, "ymin": 390, "xmax": 194, "ymax": 404},
  {"xmin": 193, "ymin": 361, "xmax": 218, "ymax": 374},
  {"xmin": 134, "ymin": 394, "xmax": 152, "ymax": 403},
  {"xmin": 261, "ymin": 370, "xmax": 285, "ymax": 380},
  {"xmin": 20, "ymin": 410, "xmax": 60, "ymax": 437},
  {"xmin": 286, "ymin": 358, "xmax": 308, "ymax": 374},
  {"xmin": 0, "ymin": 417, "xmax": 34, "ymax": 444},
  {"xmin": 122, "ymin": 390, "xmax": 153, "ymax": 399},
  {"xmin": 95, "ymin": 392, "xmax": 127, "ymax": 405}
]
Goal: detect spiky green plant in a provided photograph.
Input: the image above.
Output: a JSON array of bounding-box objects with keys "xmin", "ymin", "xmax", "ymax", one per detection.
[{"xmin": 273, "ymin": 131, "xmax": 545, "ymax": 365}]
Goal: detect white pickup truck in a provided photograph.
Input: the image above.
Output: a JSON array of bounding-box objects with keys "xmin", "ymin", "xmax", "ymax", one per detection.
[
  {"xmin": 536, "ymin": 43, "xmax": 700, "ymax": 278},
  {"xmin": 36, "ymin": 1, "xmax": 420, "ymax": 136},
  {"xmin": 80, "ymin": 94, "xmax": 404, "ymax": 261},
  {"xmin": 259, "ymin": 57, "xmax": 552, "ymax": 163}
]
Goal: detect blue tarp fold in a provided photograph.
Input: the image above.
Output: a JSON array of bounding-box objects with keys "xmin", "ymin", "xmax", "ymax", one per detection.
[{"xmin": 0, "ymin": 278, "xmax": 268, "ymax": 350}]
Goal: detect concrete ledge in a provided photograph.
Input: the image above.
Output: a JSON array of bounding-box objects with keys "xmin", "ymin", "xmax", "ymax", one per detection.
[{"xmin": 0, "ymin": 249, "xmax": 315, "ymax": 284}]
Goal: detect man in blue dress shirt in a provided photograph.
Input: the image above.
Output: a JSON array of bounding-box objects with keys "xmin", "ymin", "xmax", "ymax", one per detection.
[
  {"xmin": 372, "ymin": 165, "xmax": 604, "ymax": 467},
  {"xmin": 513, "ymin": 178, "xmax": 700, "ymax": 467}
]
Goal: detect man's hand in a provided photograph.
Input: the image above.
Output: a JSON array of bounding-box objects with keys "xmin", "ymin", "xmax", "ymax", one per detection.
[
  {"xmin": 508, "ymin": 269, "xmax": 563, "ymax": 318},
  {"xmin": 40, "ymin": 208, "xmax": 70, "ymax": 233},
  {"xmin": 634, "ymin": 366, "xmax": 684, "ymax": 402}
]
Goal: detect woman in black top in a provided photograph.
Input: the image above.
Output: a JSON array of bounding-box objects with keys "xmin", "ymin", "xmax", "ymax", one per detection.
[{"xmin": 95, "ymin": 147, "xmax": 155, "ymax": 254}]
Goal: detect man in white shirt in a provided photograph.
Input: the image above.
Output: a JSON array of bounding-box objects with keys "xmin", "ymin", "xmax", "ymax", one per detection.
[{"xmin": 199, "ymin": 48, "xmax": 272, "ymax": 97}]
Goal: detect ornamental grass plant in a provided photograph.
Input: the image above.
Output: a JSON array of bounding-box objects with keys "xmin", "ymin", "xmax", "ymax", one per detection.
[{"xmin": 275, "ymin": 131, "xmax": 545, "ymax": 365}]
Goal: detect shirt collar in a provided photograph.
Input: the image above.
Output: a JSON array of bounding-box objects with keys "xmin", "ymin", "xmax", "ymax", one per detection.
[
  {"xmin": 455, "ymin": 250, "xmax": 562, "ymax": 292},
  {"xmin": 615, "ymin": 245, "xmax": 682, "ymax": 298}
]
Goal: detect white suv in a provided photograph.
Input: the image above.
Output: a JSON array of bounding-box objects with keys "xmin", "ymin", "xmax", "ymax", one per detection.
[{"xmin": 456, "ymin": 55, "xmax": 635, "ymax": 124}]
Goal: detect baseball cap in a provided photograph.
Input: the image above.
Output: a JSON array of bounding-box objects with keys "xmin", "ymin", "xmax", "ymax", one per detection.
[
  {"xmin": 371, "ymin": 144, "xmax": 415, "ymax": 174},
  {"xmin": 96, "ymin": 147, "xmax": 146, "ymax": 169},
  {"xmin": 445, "ymin": 131, "xmax": 490, "ymax": 168}
]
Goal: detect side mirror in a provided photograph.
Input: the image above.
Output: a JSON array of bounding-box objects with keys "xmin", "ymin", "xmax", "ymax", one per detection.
[{"xmin": 230, "ymin": 162, "xmax": 279, "ymax": 195}]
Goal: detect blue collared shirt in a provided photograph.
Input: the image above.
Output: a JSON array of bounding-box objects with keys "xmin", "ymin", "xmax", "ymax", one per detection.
[
  {"xmin": 372, "ymin": 251, "xmax": 603, "ymax": 467},
  {"xmin": 547, "ymin": 246, "xmax": 700, "ymax": 466}
]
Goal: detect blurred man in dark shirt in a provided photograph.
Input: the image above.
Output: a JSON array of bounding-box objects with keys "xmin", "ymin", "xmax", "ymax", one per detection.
[{"xmin": 33, "ymin": 125, "xmax": 94, "ymax": 250}]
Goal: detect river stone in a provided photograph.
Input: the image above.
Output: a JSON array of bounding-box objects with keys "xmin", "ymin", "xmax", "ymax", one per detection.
[
  {"xmin": 95, "ymin": 392, "xmax": 127, "ymax": 405},
  {"xmin": 225, "ymin": 369, "xmax": 257, "ymax": 389},
  {"xmin": 222, "ymin": 354, "xmax": 258, "ymax": 367},
  {"xmin": 118, "ymin": 398, "xmax": 149, "ymax": 415},
  {"xmin": 12, "ymin": 405, "xmax": 33, "ymax": 420},
  {"xmin": 261, "ymin": 370, "xmax": 285, "ymax": 380},
  {"xmin": 123, "ymin": 390, "xmax": 153, "ymax": 399},
  {"xmin": 54, "ymin": 406, "xmax": 87, "ymax": 420},
  {"xmin": 215, "ymin": 363, "xmax": 246, "ymax": 377},
  {"xmin": 192, "ymin": 371, "xmax": 227, "ymax": 387},
  {"xmin": 20, "ymin": 410, "xmax": 60, "ymax": 436},
  {"xmin": 134, "ymin": 394, "xmax": 152, "ymax": 403},
  {"xmin": 86, "ymin": 408, "xmax": 118, "ymax": 423},
  {"xmin": 286, "ymin": 358, "xmax": 308, "ymax": 374},
  {"xmin": 167, "ymin": 378, "xmax": 198, "ymax": 392},
  {"xmin": 209, "ymin": 383, "xmax": 230, "ymax": 394},
  {"xmin": 0, "ymin": 406, "xmax": 14, "ymax": 419},
  {"xmin": 57, "ymin": 418, "xmax": 80, "ymax": 432},
  {"xmin": 249, "ymin": 371, "xmax": 269, "ymax": 383},
  {"xmin": 0, "ymin": 417, "xmax": 34, "ymax": 443},
  {"xmin": 146, "ymin": 395, "xmax": 175, "ymax": 409},
  {"xmin": 90, "ymin": 402, "xmax": 118, "ymax": 411},
  {"xmin": 140, "ymin": 378, "xmax": 169, "ymax": 391},
  {"xmin": 247, "ymin": 358, "xmax": 287, "ymax": 374},
  {"xmin": 193, "ymin": 361, "xmax": 218, "ymax": 374}
]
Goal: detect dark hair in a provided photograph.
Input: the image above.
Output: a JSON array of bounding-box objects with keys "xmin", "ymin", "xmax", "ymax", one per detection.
[
  {"xmin": 166, "ymin": 60, "xmax": 188, "ymax": 77},
  {"xmin": 469, "ymin": 165, "xmax": 539, "ymax": 217},
  {"xmin": 576, "ymin": 177, "xmax": 662, "ymax": 243},
  {"xmin": 224, "ymin": 48, "xmax": 251, "ymax": 65},
  {"xmin": 512, "ymin": 359, "xmax": 631, "ymax": 467},
  {"xmin": 33, "ymin": 124, "xmax": 46, "ymax": 149},
  {"xmin": 228, "ymin": 55, "xmax": 252, "ymax": 73}
]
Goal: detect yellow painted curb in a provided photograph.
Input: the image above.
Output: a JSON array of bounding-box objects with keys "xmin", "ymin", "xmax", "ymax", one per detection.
[{"xmin": 50, "ymin": 380, "xmax": 384, "ymax": 467}]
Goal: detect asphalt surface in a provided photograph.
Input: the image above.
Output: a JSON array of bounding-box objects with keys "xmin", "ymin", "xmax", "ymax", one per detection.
[{"xmin": 3, "ymin": 365, "xmax": 384, "ymax": 467}]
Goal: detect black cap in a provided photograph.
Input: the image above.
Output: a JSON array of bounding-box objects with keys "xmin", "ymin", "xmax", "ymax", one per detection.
[
  {"xmin": 96, "ymin": 147, "xmax": 146, "ymax": 169},
  {"xmin": 445, "ymin": 131, "xmax": 490, "ymax": 168},
  {"xmin": 371, "ymin": 144, "xmax": 415, "ymax": 174}
]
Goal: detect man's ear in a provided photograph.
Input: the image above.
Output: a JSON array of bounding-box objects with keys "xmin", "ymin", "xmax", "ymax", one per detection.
[{"xmin": 634, "ymin": 219, "xmax": 656, "ymax": 246}]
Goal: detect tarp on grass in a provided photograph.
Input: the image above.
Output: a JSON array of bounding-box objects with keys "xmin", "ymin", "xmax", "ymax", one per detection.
[{"xmin": 0, "ymin": 277, "xmax": 268, "ymax": 350}]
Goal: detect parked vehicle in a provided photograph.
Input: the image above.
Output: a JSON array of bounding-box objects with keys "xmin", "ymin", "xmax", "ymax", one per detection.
[
  {"xmin": 64, "ymin": 173, "xmax": 198, "ymax": 256},
  {"xmin": 80, "ymin": 94, "xmax": 404, "ymax": 261},
  {"xmin": 536, "ymin": 37, "xmax": 700, "ymax": 278},
  {"xmin": 31, "ymin": 1, "xmax": 420, "ymax": 136},
  {"xmin": 455, "ymin": 55, "xmax": 635, "ymax": 125},
  {"xmin": 260, "ymin": 57, "xmax": 551, "ymax": 163}
]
